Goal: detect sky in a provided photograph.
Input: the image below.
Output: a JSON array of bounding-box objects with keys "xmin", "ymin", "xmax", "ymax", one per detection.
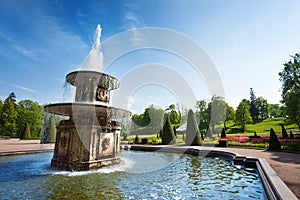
[{"xmin": 1, "ymin": 0, "xmax": 300, "ymax": 114}]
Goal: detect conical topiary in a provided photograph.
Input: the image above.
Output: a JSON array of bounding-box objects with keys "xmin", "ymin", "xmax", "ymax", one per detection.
[
  {"xmin": 185, "ymin": 109, "xmax": 202, "ymax": 146},
  {"xmin": 269, "ymin": 128, "xmax": 281, "ymax": 150},
  {"xmin": 290, "ymin": 131, "xmax": 294, "ymax": 138},
  {"xmin": 20, "ymin": 123, "xmax": 31, "ymax": 139},
  {"xmin": 281, "ymin": 125, "xmax": 288, "ymax": 138},
  {"xmin": 220, "ymin": 127, "xmax": 226, "ymax": 138},
  {"xmin": 162, "ymin": 113, "xmax": 175, "ymax": 145}
]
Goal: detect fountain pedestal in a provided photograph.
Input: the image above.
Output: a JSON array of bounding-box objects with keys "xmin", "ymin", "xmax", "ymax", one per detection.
[{"xmin": 44, "ymin": 71, "xmax": 130, "ymax": 171}]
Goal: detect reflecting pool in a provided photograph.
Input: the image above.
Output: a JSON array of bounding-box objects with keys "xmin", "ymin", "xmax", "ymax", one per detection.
[{"xmin": 0, "ymin": 151, "xmax": 266, "ymax": 199}]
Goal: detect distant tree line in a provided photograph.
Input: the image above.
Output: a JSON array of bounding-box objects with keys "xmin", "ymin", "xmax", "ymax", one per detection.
[{"xmin": 0, "ymin": 92, "xmax": 43, "ymax": 139}]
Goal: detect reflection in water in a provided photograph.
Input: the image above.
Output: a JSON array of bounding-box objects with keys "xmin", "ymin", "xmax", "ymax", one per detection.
[{"xmin": 0, "ymin": 151, "xmax": 266, "ymax": 199}]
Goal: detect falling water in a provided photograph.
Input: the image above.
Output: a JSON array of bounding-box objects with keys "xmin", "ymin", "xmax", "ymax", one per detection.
[{"xmin": 80, "ymin": 24, "xmax": 104, "ymax": 72}]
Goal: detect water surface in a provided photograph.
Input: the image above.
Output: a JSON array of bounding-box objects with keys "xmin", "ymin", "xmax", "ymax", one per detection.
[{"xmin": 0, "ymin": 151, "xmax": 266, "ymax": 199}]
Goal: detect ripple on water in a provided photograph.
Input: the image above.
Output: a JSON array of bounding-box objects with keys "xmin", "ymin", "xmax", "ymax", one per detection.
[{"xmin": 0, "ymin": 151, "xmax": 267, "ymax": 199}]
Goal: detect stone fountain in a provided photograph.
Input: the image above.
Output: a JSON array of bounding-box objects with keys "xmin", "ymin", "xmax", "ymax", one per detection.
[{"xmin": 44, "ymin": 25, "xmax": 131, "ymax": 171}]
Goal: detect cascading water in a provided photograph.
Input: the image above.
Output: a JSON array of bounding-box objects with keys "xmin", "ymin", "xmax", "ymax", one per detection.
[{"xmin": 43, "ymin": 24, "xmax": 131, "ymax": 171}]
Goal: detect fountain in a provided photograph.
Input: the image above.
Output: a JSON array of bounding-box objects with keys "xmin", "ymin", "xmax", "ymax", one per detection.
[{"xmin": 44, "ymin": 24, "xmax": 131, "ymax": 171}]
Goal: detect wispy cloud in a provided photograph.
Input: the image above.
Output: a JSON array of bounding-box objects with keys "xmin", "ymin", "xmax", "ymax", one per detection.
[
  {"xmin": 14, "ymin": 85, "xmax": 36, "ymax": 93},
  {"xmin": 13, "ymin": 45, "xmax": 39, "ymax": 61},
  {"xmin": 122, "ymin": 10, "xmax": 145, "ymax": 46}
]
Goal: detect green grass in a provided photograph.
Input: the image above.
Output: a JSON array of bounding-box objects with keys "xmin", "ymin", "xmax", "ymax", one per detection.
[{"xmin": 227, "ymin": 117, "xmax": 299, "ymax": 136}]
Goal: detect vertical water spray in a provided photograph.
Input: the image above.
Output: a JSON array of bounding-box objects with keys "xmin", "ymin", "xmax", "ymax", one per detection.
[{"xmin": 80, "ymin": 24, "xmax": 104, "ymax": 72}]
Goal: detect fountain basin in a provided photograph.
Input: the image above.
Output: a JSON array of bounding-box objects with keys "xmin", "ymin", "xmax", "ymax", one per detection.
[{"xmin": 0, "ymin": 151, "xmax": 268, "ymax": 199}]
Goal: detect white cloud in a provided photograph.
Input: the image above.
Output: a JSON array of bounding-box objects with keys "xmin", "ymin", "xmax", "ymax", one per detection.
[
  {"xmin": 13, "ymin": 85, "xmax": 36, "ymax": 93},
  {"xmin": 13, "ymin": 45, "xmax": 39, "ymax": 61}
]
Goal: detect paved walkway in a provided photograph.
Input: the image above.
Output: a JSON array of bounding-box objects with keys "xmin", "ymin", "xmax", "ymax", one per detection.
[{"xmin": 0, "ymin": 140, "xmax": 299, "ymax": 199}]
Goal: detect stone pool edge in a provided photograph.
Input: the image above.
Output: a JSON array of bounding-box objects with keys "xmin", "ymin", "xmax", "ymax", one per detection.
[{"xmin": 126, "ymin": 145, "xmax": 298, "ymax": 200}]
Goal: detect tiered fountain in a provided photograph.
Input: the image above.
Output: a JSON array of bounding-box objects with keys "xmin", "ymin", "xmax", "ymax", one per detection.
[{"xmin": 44, "ymin": 25, "xmax": 131, "ymax": 171}]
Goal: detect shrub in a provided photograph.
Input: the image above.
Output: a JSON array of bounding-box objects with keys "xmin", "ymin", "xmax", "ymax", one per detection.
[
  {"xmin": 185, "ymin": 109, "xmax": 202, "ymax": 146},
  {"xmin": 268, "ymin": 128, "xmax": 281, "ymax": 150},
  {"xmin": 218, "ymin": 139, "xmax": 228, "ymax": 147},
  {"xmin": 281, "ymin": 125, "xmax": 288, "ymax": 138},
  {"xmin": 141, "ymin": 138, "xmax": 148, "ymax": 144},
  {"xmin": 20, "ymin": 123, "xmax": 31, "ymax": 139},
  {"xmin": 162, "ymin": 114, "xmax": 175, "ymax": 145},
  {"xmin": 134, "ymin": 135, "xmax": 139, "ymax": 144},
  {"xmin": 220, "ymin": 127, "xmax": 226, "ymax": 138},
  {"xmin": 290, "ymin": 131, "xmax": 294, "ymax": 138}
]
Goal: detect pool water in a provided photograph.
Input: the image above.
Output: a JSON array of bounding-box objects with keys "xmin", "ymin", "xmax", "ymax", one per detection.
[{"xmin": 0, "ymin": 151, "xmax": 267, "ymax": 199}]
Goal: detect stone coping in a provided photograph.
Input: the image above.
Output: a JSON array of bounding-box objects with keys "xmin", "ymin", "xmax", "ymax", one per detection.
[{"xmin": 125, "ymin": 145, "xmax": 298, "ymax": 200}]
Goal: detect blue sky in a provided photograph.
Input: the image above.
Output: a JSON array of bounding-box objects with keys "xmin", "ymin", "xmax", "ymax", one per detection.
[{"xmin": 1, "ymin": 0, "xmax": 300, "ymax": 114}]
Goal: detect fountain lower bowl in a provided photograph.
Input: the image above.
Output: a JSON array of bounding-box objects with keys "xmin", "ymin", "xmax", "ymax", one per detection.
[{"xmin": 44, "ymin": 102, "xmax": 131, "ymax": 117}]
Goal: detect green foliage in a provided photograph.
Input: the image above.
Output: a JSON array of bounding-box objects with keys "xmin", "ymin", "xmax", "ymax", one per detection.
[
  {"xmin": 20, "ymin": 123, "xmax": 31, "ymax": 139},
  {"xmin": 279, "ymin": 53, "xmax": 300, "ymax": 129},
  {"xmin": 281, "ymin": 125, "xmax": 288, "ymax": 138},
  {"xmin": 134, "ymin": 135, "xmax": 139, "ymax": 144},
  {"xmin": 207, "ymin": 96, "xmax": 226, "ymax": 134},
  {"xmin": 269, "ymin": 104, "xmax": 284, "ymax": 118},
  {"xmin": 131, "ymin": 104, "xmax": 164, "ymax": 134},
  {"xmin": 235, "ymin": 99, "xmax": 252, "ymax": 132},
  {"xmin": 269, "ymin": 128, "xmax": 281, "ymax": 150},
  {"xmin": 16, "ymin": 100, "xmax": 43, "ymax": 138},
  {"xmin": 185, "ymin": 109, "xmax": 202, "ymax": 146},
  {"xmin": 250, "ymin": 87, "xmax": 259, "ymax": 121},
  {"xmin": 0, "ymin": 94, "xmax": 18, "ymax": 137},
  {"xmin": 221, "ymin": 127, "xmax": 226, "ymax": 138},
  {"xmin": 162, "ymin": 114, "xmax": 175, "ymax": 145},
  {"xmin": 196, "ymin": 100, "xmax": 208, "ymax": 123}
]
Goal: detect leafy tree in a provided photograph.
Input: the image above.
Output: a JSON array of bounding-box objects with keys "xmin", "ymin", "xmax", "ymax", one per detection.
[
  {"xmin": 250, "ymin": 88, "xmax": 259, "ymax": 121},
  {"xmin": 235, "ymin": 99, "xmax": 252, "ymax": 132},
  {"xmin": 161, "ymin": 113, "xmax": 175, "ymax": 145},
  {"xmin": 185, "ymin": 109, "xmax": 202, "ymax": 146},
  {"xmin": 279, "ymin": 53, "xmax": 300, "ymax": 129},
  {"xmin": 207, "ymin": 96, "xmax": 226, "ymax": 135},
  {"xmin": 269, "ymin": 104, "xmax": 284, "ymax": 118},
  {"xmin": 16, "ymin": 100, "xmax": 43, "ymax": 138},
  {"xmin": 282, "ymin": 89, "xmax": 300, "ymax": 130},
  {"xmin": 131, "ymin": 105, "xmax": 164, "ymax": 133},
  {"xmin": 257, "ymin": 97, "xmax": 269, "ymax": 120},
  {"xmin": 224, "ymin": 103, "xmax": 235, "ymax": 130},
  {"xmin": 279, "ymin": 53, "xmax": 300, "ymax": 97},
  {"xmin": 269, "ymin": 128, "xmax": 281, "ymax": 150},
  {"xmin": 20, "ymin": 123, "xmax": 31, "ymax": 139},
  {"xmin": 1, "ymin": 93, "xmax": 18, "ymax": 137},
  {"xmin": 196, "ymin": 100, "xmax": 208, "ymax": 123}
]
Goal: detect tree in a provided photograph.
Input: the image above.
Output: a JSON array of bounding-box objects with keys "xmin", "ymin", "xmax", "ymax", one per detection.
[
  {"xmin": 196, "ymin": 100, "xmax": 208, "ymax": 123},
  {"xmin": 256, "ymin": 97, "xmax": 269, "ymax": 120},
  {"xmin": 282, "ymin": 89, "xmax": 300, "ymax": 130},
  {"xmin": 224, "ymin": 104, "xmax": 235, "ymax": 130},
  {"xmin": 269, "ymin": 128, "xmax": 281, "ymax": 150},
  {"xmin": 161, "ymin": 113, "xmax": 175, "ymax": 145},
  {"xmin": 20, "ymin": 123, "xmax": 31, "ymax": 139},
  {"xmin": 185, "ymin": 109, "xmax": 202, "ymax": 146},
  {"xmin": 269, "ymin": 104, "xmax": 284, "ymax": 118},
  {"xmin": 1, "ymin": 94, "xmax": 18, "ymax": 137},
  {"xmin": 207, "ymin": 96, "xmax": 226, "ymax": 135},
  {"xmin": 235, "ymin": 99, "xmax": 252, "ymax": 132},
  {"xmin": 279, "ymin": 53, "xmax": 300, "ymax": 129},
  {"xmin": 16, "ymin": 100, "xmax": 43, "ymax": 138},
  {"xmin": 250, "ymin": 88, "xmax": 259, "ymax": 121},
  {"xmin": 279, "ymin": 53, "xmax": 300, "ymax": 98}
]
